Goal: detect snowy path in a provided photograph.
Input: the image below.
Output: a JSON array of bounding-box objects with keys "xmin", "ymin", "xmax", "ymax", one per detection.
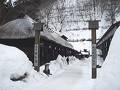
[{"xmin": 40, "ymin": 59, "xmax": 94, "ymax": 90}]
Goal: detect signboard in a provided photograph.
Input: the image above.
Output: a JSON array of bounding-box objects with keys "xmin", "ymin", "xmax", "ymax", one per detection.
[
  {"xmin": 92, "ymin": 44, "xmax": 97, "ymax": 68},
  {"xmin": 88, "ymin": 20, "xmax": 99, "ymax": 29},
  {"xmin": 88, "ymin": 20, "xmax": 99, "ymax": 79},
  {"xmin": 33, "ymin": 22, "xmax": 42, "ymax": 30},
  {"xmin": 34, "ymin": 44, "xmax": 39, "ymax": 66},
  {"xmin": 33, "ymin": 22, "xmax": 44, "ymax": 31},
  {"xmin": 33, "ymin": 22, "xmax": 44, "ymax": 71}
]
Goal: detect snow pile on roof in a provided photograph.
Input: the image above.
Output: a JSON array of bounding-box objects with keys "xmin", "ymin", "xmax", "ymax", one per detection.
[
  {"xmin": 41, "ymin": 30, "xmax": 73, "ymax": 49},
  {"xmin": 81, "ymin": 51, "xmax": 89, "ymax": 55},
  {"xmin": 0, "ymin": 18, "xmax": 73, "ymax": 49},
  {"xmin": 93, "ymin": 26, "xmax": 120, "ymax": 90},
  {"xmin": 0, "ymin": 19, "xmax": 34, "ymax": 39}
]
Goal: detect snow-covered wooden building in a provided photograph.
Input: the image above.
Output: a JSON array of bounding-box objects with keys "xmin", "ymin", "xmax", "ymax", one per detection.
[{"xmin": 0, "ymin": 18, "xmax": 79, "ymax": 65}]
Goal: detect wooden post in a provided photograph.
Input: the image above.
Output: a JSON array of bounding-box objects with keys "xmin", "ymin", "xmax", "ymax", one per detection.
[
  {"xmin": 91, "ymin": 30, "xmax": 97, "ymax": 78},
  {"xmin": 43, "ymin": 63, "xmax": 52, "ymax": 76},
  {"xmin": 88, "ymin": 20, "xmax": 99, "ymax": 79},
  {"xmin": 33, "ymin": 22, "xmax": 43, "ymax": 72}
]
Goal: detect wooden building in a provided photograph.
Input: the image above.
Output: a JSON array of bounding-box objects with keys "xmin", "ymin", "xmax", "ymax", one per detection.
[{"xmin": 0, "ymin": 18, "xmax": 79, "ymax": 66}]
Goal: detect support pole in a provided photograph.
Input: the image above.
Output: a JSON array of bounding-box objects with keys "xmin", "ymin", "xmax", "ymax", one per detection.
[
  {"xmin": 88, "ymin": 20, "xmax": 99, "ymax": 79},
  {"xmin": 91, "ymin": 29, "xmax": 97, "ymax": 79},
  {"xmin": 33, "ymin": 22, "xmax": 43, "ymax": 72}
]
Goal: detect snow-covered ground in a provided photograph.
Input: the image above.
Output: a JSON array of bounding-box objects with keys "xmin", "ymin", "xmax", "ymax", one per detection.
[
  {"xmin": 0, "ymin": 43, "xmax": 94, "ymax": 90},
  {"xmin": 0, "ymin": 44, "xmax": 33, "ymax": 90},
  {"xmin": 1, "ymin": 25, "xmax": 120, "ymax": 90},
  {"xmin": 39, "ymin": 58, "xmax": 94, "ymax": 90},
  {"xmin": 93, "ymin": 26, "xmax": 120, "ymax": 90}
]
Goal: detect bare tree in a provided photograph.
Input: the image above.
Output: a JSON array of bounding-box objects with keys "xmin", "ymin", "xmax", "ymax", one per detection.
[
  {"xmin": 38, "ymin": 0, "xmax": 67, "ymax": 32},
  {"xmin": 77, "ymin": 0, "xmax": 120, "ymax": 24},
  {"xmin": 52, "ymin": 0, "xmax": 66, "ymax": 32},
  {"xmin": 41, "ymin": 7, "xmax": 53, "ymax": 27},
  {"xmin": 95, "ymin": 0, "xmax": 120, "ymax": 24},
  {"xmin": 76, "ymin": 0, "xmax": 97, "ymax": 21}
]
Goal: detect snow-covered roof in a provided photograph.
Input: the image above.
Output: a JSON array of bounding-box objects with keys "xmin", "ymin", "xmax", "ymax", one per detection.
[
  {"xmin": 0, "ymin": 19, "xmax": 34, "ymax": 39},
  {"xmin": 0, "ymin": 19, "xmax": 73, "ymax": 49},
  {"xmin": 41, "ymin": 30, "xmax": 73, "ymax": 49},
  {"xmin": 81, "ymin": 51, "xmax": 89, "ymax": 55}
]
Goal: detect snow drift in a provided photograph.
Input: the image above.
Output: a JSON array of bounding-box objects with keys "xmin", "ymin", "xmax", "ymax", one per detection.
[
  {"xmin": 0, "ymin": 44, "xmax": 33, "ymax": 90},
  {"xmin": 0, "ymin": 44, "xmax": 77, "ymax": 90},
  {"xmin": 0, "ymin": 44, "xmax": 33, "ymax": 80},
  {"xmin": 94, "ymin": 26, "xmax": 120, "ymax": 90}
]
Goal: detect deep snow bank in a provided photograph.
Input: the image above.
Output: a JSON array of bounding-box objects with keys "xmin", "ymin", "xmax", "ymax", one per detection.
[
  {"xmin": 0, "ymin": 44, "xmax": 79, "ymax": 90},
  {"xmin": 0, "ymin": 44, "xmax": 33, "ymax": 80},
  {"xmin": 94, "ymin": 26, "xmax": 120, "ymax": 90},
  {"xmin": 0, "ymin": 44, "xmax": 33, "ymax": 90},
  {"xmin": 40, "ymin": 55, "xmax": 77, "ymax": 76}
]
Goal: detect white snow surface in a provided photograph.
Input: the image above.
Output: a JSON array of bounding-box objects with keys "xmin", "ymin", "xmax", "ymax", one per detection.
[
  {"xmin": 93, "ymin": 26, "xmax": 120, "ymax": 90},
  {"xmin": 42, "ymin": 30, "xmax": 73, "ymax": 49},
  {"xmin": 0, "ymin": 18, "xmax": 73, "ymax": 49},
  {"xmin": 97, "ymin": 49, "xmax": 104, "ymax": 66},
  {"xmin": 0, "ymin": 44, "xmax": 33, "ymax": 90},
  {"xmin": 0, "ymin": 44, "xmax": 94, "ymax": 90},
  {"xmin": 0, "ymin": 19, "xmax": 34, "ymax": 39},
  {"xmin": 1, "ymin": 24, "xmax": 120, "ymax": 90}
]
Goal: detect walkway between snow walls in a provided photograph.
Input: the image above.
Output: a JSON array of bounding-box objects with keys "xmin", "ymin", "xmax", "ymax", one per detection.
[{"xmin": 33, "ymin": 58, "xmax": 94, "ymax": 90}]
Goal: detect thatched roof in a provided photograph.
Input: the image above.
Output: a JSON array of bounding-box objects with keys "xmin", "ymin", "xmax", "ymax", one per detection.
[
  {"xmin": 41, "ymin": 30, "xmax": 73, "ymax": 49},
  {"xmin": 0, "ymin": 18, "xmax": 34, "ymax": 39},
  {"xmin": 0, "ymin": 18, "xmax": 73, "ymax": 49}
]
